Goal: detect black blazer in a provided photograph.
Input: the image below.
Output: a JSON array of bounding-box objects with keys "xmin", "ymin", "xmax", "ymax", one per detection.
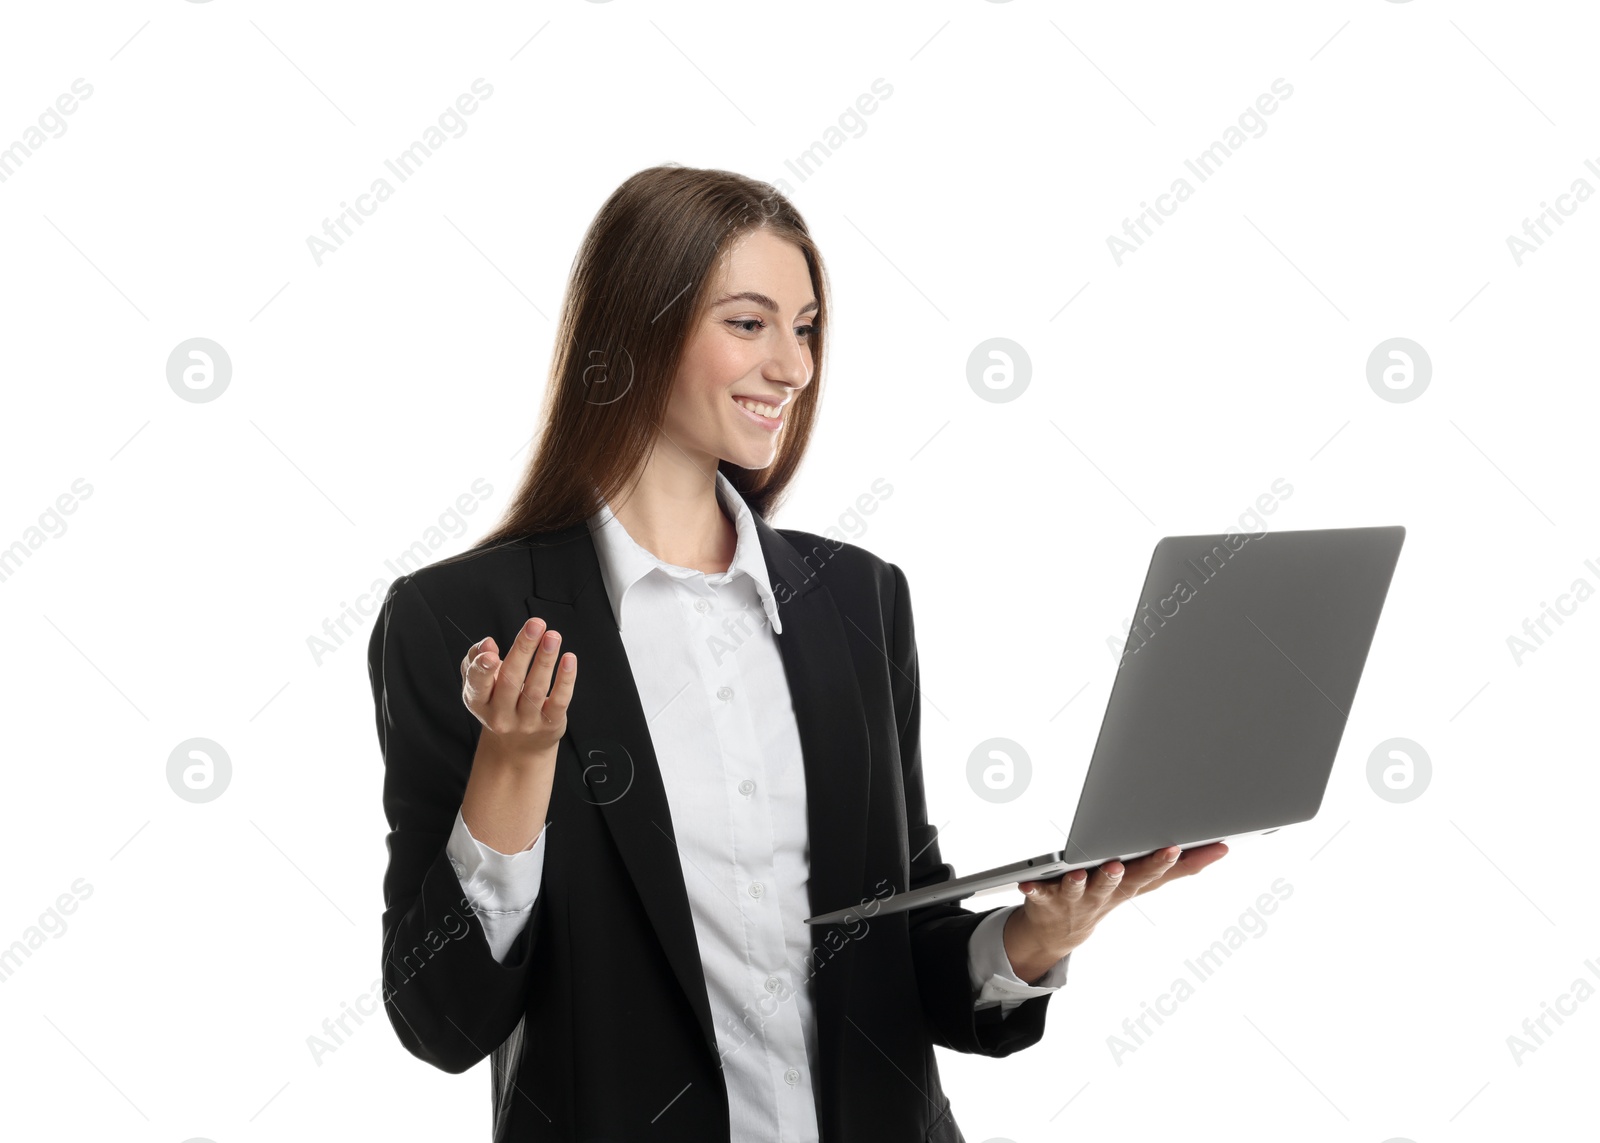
[{"xmin": 367, "ymin": 505, "xmax": 1055, "ymax": 1142}]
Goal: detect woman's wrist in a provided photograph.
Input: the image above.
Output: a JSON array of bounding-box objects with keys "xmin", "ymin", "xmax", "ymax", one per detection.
[
  {"xmin": 1002, "ymin": 905, "xmax": 1073, "ymax": 984},
  {"xmin": 462, "ymin": 736, "xmax": 558, "ymax": 854},
  {"xmin": 472, "ymin": 731, "xmax": 559, "ymax": 774}
]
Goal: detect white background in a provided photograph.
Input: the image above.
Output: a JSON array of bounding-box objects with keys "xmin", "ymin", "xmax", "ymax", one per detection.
[{"xmin": 1, "ymin": 2, "xmax": 1596, "ymax": 1141}]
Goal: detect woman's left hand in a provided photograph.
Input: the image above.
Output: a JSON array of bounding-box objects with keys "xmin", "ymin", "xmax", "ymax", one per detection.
[{"xmin": 1005, "ymin": 842, "xmax": 1231, "ymax": 980}]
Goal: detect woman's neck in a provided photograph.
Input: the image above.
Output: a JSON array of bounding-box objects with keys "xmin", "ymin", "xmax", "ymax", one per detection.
[{"xmin": 609, "ymin": 454, "xmax": 737, "ymax": 575}]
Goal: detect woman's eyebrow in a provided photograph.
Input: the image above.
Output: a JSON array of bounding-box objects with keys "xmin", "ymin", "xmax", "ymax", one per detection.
[{"xmin": 712, "ymin": 290, "xmax": 820, "ymax": 316}]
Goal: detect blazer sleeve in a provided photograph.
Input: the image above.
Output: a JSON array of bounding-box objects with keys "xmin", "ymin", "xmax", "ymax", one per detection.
[
  {"xmin": 368, "ymin": 574, "xmax": 542, "ymax": 1073},
  {"xmin": 888, "ymin": 561, "xmax": 1055, "ymax": 1057}
]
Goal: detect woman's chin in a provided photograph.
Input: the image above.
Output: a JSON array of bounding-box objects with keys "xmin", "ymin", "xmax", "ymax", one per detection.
[{"xmin": 723, "ymin": 444, "xmax": 778, "ymax": 471}]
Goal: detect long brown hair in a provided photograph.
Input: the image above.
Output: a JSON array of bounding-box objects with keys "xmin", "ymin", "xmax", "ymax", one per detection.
[{"xmin": 468, "ymin": 165, "xmax": 828, "ymax": 556}]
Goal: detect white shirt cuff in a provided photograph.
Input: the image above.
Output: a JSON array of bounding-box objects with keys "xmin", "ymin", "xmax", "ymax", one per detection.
[
  {"xmin": 969, "ymin": 904, "xmax": 1071, "ymax": 1014},
  {"xmin": 446, "ymin": 809, "xmax": 547, "ymax": 961}
]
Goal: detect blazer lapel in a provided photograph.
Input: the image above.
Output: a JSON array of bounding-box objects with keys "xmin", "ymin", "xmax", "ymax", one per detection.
[
  {"xmin": 752, "ymin": 515, "xmax": 874, "ymax": 1085},
  {"xmin": 749, "ymin": 516, "xmax": 873, "ymax": 932},
  {"xmin": 521, "ymin": 512, "xmax": 872, "ymax": 1069}
]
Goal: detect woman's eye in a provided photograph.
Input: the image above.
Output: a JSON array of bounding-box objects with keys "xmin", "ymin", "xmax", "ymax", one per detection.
[{"xmin": 726, "ymin": 318, "xmax": 818, "ymax": 339}]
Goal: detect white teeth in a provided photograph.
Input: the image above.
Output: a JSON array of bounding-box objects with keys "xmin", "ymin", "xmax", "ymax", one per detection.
[{"xmin": 735, "ymin": 397, "xmax": 781, "ymax": 419}]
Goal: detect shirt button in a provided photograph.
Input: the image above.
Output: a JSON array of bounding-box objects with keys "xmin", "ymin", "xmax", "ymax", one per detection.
[
  {"xmin": 694, "ymin": 598, "xmax": 711, "ymax": 613},
  {"xmin": 765, "ymin": 975, "xmax": 782, "ymax": 993},
  {"xmin": 738, "ymin": 778, "xmax": 756, "ymax": 796},
  {"xmin": 450, "ymin": 860, "xmax": 464, "ymax": 876},
  {"xmin": 716, "ymin": 686, "xmax": 733, "ymax": 701},
  {"xmin": 784, "ymin": 1067, "xmax": 801, "ymax": 1085},
  {"xmin": 748, "ymin": 881, "xmax": 764, "ymax": 898}
]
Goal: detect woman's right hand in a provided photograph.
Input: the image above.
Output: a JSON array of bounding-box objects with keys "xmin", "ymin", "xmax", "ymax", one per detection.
[{"xmin": 461, "ymin": 616, "xmax": 579, "ymax": 766}]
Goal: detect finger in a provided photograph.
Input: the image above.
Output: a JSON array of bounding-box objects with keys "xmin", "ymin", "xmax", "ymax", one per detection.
[
  {"xmin": 1140, "ymin": 844, "xmax": 1230, "ymax": 894},
  {"xmin": 516, "ymin": 628, "xmax": 563, "ymax": 715},
  {"xmin": 460, "ymin": 636, "xmax": 497, "ymax": 686},
  {"xmin": 491, "ymin": 618, "xmax": 547, "ymax": 722},
  {"xmin": 1169, "ymin": 841, "xmax": 1229, "ymax": 877},
  {"xmin": 1133, "ymin": 845, "xmax": 1182, "ymax": 882},
  {"xmin": 539, "ymin": 651, "xmax": 578, "ymax": 724},
  {"xmin": 1085, "ymin": 860, "xmax": 1125, "ymax": 904},
  {"xmin": 1021, "ymin": 868, "xmax": 1087, "ymax": 898},
  {"xmin": 1120, "ymin": 846, "xmax": 1181, "ymax": 895},
  {"xmin": 461, "ymin": 638, "xmax": 501, "ymax": 714}
]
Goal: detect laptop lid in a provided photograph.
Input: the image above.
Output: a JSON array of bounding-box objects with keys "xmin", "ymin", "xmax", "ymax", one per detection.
[{"xmin": 1060, "ymin": 524, "xmax": 1405, "ymax": 864}]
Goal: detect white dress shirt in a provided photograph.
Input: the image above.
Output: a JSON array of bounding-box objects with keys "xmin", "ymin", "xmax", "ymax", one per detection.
[{"xmin": 448, "ymin": 470, "xmax": 1067, "ymax": 1140}]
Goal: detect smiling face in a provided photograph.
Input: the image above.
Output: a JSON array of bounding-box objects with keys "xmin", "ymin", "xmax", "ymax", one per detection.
[{"xmin": 660, "ymin": 227, "xmax": 818, "ymax": 473}]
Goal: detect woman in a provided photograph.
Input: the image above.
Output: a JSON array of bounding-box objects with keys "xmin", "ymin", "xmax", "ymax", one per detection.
[{"xmin": 366, "ymin": 165, "xmax": 1226, "ymax": 1143}]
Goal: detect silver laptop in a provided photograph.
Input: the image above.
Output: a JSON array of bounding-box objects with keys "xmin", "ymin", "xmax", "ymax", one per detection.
[{"xmin": 805, "ymin": 525, "xmax": 1405, "ymax": 925}]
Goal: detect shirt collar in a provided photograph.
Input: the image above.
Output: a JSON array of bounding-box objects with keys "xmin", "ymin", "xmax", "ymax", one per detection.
[{"xmin": 586, "ymin": 470, "xmax": 783, "ymax": 635}]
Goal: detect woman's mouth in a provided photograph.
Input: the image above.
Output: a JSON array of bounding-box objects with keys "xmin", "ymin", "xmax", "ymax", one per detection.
[{"xmin": 733, "ymin": 395, "xmax": 783, "ymax": 431}]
